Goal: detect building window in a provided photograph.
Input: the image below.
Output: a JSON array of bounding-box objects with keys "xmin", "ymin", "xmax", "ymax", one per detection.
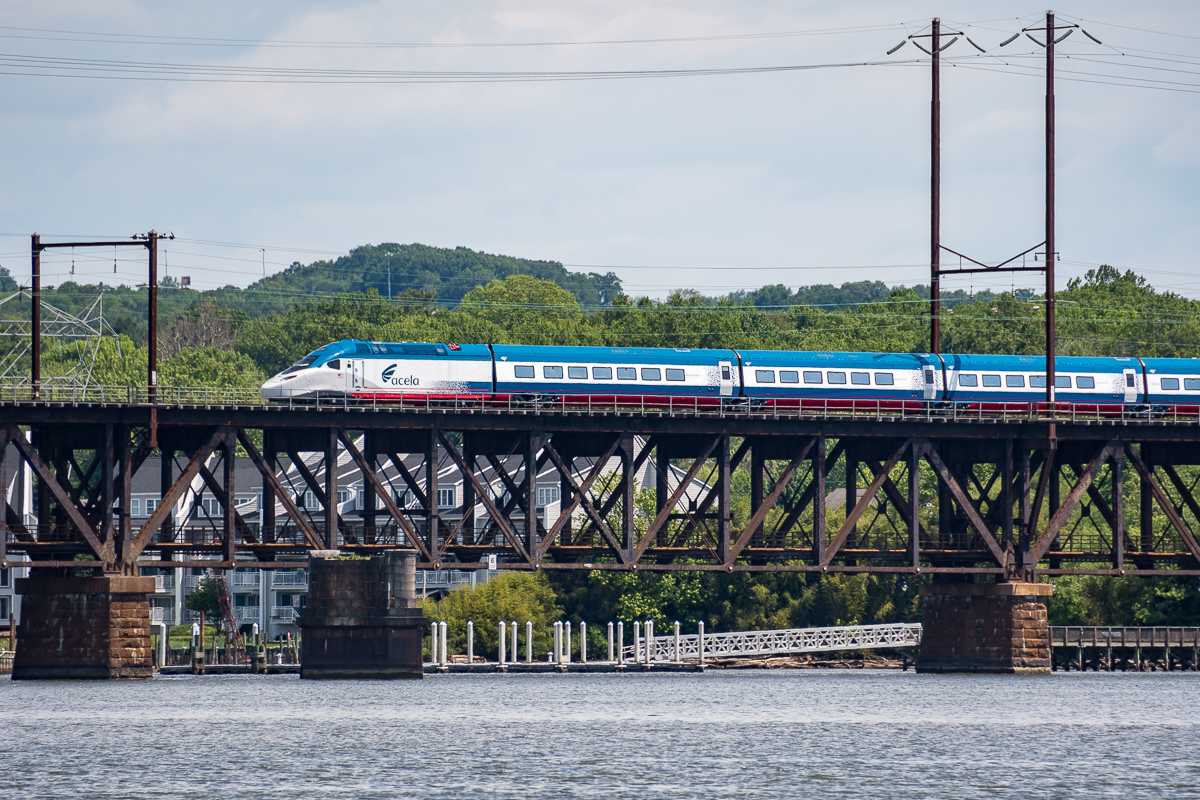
[
  {"xmin": 193, "ymin": 497, "xmax": 222, "ymax": 518},
  {"xmin": 0, "ymin": 597, "xmax": 8, "ymax": 622},
  {"xmin": 393, "ymin": 489, "xmax": 415, "ymax": 508},
  {"xmin": 130, "ymin": 498, "xmax": 141, "ymax": 517},
  {"xmin": 145, "ymin": 498, "xmax": 158, "ymax": 516},
  {"xmin": 437, "ymin": 488, "xmax": 456, "ymax": 508},
  {"xmin": 337, "ymin": 489, "xmax": 350, "ymax": 505},
  {"xmin": 0, "ymin": 568, "xmax": 9, "ymax": 588},
  {"xmin": 537, "ymin": 486, "xmax": 560, "ymax": 508},
  {"xmin": 304, "ymin": 490, "xmax": 319, "ymax": 511},
  {"xmin": 234, "ymin": 594, "xmax": 260, "ymax": 608},
  {"xmin": 235, "ymin": 496, "xmax": 255, "ymax": 508}
]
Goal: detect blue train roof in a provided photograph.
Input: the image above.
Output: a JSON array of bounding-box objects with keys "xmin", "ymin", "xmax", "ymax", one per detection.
[
  {"xmin": 942, "ymin": 354, "xmax": 1130, "ymax": 373},
  {"xmin": 491, "ymin": 345, "xmax": 736, "ymax": 365},
  {"xmin": 323, "ymin": 340, "xmax": 491, "ymax": 359},
  {"xmin": 736, "ymin": 350, "xmax": 930, "ymax": 369},
  {"xmin": 1140, "ymin": 358, "xmax": 1200, "ymax": 375}
]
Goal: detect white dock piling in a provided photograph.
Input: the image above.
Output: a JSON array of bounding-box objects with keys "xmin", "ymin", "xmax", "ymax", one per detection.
[
  {"xmin": 467, "ymin": 621, "xmax": 474, "ymax": 664},
  {"xmin": 580, "ymin": 621, "xmax": 587, "ymax": 663},
  {"xmin": 526, "ymin": 620, "xmax": 533, "ymax": 663}
]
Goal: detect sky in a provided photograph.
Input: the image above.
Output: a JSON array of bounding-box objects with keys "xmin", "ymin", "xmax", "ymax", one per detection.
[{"xmin": 1, "ymin": 1, "xmax": 1198, "ymax": 301}]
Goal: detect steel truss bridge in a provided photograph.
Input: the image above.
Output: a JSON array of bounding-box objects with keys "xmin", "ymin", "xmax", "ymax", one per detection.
[{"xmin": 3, "ymin": 387, "xmax": 1200, "ymax": 578}]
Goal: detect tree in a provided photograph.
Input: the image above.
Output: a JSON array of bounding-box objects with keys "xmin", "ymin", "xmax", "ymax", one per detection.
[
  {"xmin": 183, "ymin": 578, "xmax": 222, "ymax": 620},
  {"xmin": 421, "ymin": 573, "xmax": 562, "ymax": 660}
]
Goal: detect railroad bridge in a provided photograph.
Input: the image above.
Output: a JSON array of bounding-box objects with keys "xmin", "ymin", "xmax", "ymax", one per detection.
[{"xmin": 3, "ymin": 388, "xmax": 1200, "ymax": 677}]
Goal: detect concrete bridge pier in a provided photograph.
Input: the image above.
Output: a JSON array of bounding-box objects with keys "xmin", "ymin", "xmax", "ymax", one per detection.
[
  {"xmin": 917, "ymin": 582, "xmax": 1054, "ymax": 675},
  {"xmin": 12, "ymin": 573, "xmax": 155, "ymax": 680},
  {"xmin": 297, "ymin": 550, "xmax": 425, "ymax": 679}
]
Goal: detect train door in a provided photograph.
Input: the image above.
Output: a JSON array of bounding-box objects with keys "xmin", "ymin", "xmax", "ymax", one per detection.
[
  {"xmin": 1123, "ymin": 368, "xmax": 1137, "ymax": 403},
  {"xmin": 923, "ymin": 367, "xmax": 937, "ymax": 401},
  {"xmin": 719, "ymin": 361, "xmax": 733, "ymax": 396},
  {"xmin": 350, "ymin": 360, "xmax": 365, "ymax": 391}
]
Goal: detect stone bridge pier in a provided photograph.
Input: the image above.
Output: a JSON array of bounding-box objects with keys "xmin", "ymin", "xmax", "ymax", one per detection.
[
  {"xmin": 13, "ymin": 573, "xmax": 155, "ymax": 680},
  {"xmin": 298, "ymin": 550, "xmax": 426, "ymax": 679},
  {"xmin": 917, "ymin": 582, "xmax": 1054, "ymax": 674}
]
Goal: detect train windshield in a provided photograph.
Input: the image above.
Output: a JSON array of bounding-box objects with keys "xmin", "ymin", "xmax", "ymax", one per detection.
[{"xmin": 282, "ymin": 348, "xmax": 327, "ymax": 375}]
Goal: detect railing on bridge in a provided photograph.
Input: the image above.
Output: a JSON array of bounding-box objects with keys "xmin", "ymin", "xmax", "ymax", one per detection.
[
  {"xmin": 626, "ymin": 622, "xmax": 923, "ymax": 662},
  {"xmin": 2, "ymin": 383, "xmax": 1196, "ymax": 425},
  {"xmin": 1050, "ymin": 627, "xmax": 1200, "ymax": 648}
]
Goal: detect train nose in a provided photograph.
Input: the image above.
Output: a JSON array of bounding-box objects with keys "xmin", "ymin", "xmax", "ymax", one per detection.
[{"xmin": 261, "ymin": 376, "xmax": 284, "ymax": 398}]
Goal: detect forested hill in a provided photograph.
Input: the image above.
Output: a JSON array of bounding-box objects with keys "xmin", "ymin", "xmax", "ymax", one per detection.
[{"xmin": 244, "ymin": 243, "xmax": 622, "ymax": 309}]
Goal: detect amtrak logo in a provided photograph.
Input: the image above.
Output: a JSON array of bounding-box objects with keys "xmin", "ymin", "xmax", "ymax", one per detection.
[{"xmin": 381, "ymin": 364, "xmax": 419, "ymax": 386}]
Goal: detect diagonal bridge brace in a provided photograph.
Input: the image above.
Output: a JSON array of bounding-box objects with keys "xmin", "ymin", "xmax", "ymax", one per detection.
[
  {"xmin": 540, "ymin": 438, "xmax": 627, "ymax": 562},
  {"xmin": 631, "ymin": 436, "xmax": 721, "ymax": 563},
  {"xmin": 439, "ymin": 431, "xmax": 532, "ymax": 565},
  {"xmin": 1027, "ymin": 442, "xmax": 1122, "ymax": 568},
  {"xmin": 338, "ymin": 431, "xmax": 434, "ymax": 563},
  {"xmin": 3, "ymin": 422, "xmax": 109, "ymax": 563},
  {"xmin": 1124, "ymin": 444, "xmax": 1200, "ymax": 566},
  {"xmin": 725, "ymin": 437, "xmax": 816, "ymax": 566},
  {"xmin": 237, "ymin": 430, "xmax": 323, "ymax": 552}
]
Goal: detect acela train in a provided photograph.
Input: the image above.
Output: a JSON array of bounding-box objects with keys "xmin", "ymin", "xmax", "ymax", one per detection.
[{"xmin": 260, "ymin": 339, "xmax": 1200, "ymax": 410}]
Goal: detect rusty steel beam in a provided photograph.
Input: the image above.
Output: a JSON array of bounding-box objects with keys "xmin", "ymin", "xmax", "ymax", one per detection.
[
  {"xmin": 1125, "ymin": 445, "xmax": 1200, "ymax": 565},
  {"xmin": 439, "ymin": 431, "xmax": 531, "ymax": 565},
  {"xmin": 1028, "ymin": 442, "xmax": 1119, "ymax": 564},
  {"xmin": 726, "ymin": 437, "xmax": 816, "ymax": 565},
  {"xmin": 632, "ymin": 436, "xmax": 721, "ymax": 562},
  {"xmin": 540, "ymin": 438, "xmax": 626, "ymax": 561},
  {"xmin": 822, "ymin": 439, "xmax": 912, "ymax": 567},
  {"xmin": 921, "ymin": 442, "xmax": 1008, "ymax": 568},
  {"xmin": 284, "ymin": 447, "xmax": 348, "ymax": 540},
  {"xmin": 338, "ymin": 431, "xmax": 432, "ymax": 563},
  {"xmin": 6, "ymin": 423, "xmax": 109, "ymax": 562},
  {"xmin": 237, "ymin": 429, "xmax": 323, "ymax": 551}
]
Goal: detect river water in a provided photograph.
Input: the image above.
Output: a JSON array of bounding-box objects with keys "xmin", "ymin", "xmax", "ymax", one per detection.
[{"xmin": 2, "ymin": 670, "xmax": 1198, "ymax": 799}]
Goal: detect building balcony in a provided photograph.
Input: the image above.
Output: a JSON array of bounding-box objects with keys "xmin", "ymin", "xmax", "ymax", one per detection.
[
  {"xmin": 272, "ymin": 571, "xmax": 308, "ymax": 588},
  {"xmin": 272, "ymin": 606, "xmax": 299, "ymax": 623},
  {"xmin": 233, "ymin": 606, "xmax": 261, "ymax": 621},
  {"xmin": 150, "ymin": 607, "xmax": 176, "ymax": 626},
  {"xmin": 232, "ymin": 572, "xmax": 260, "ymax": 587}
]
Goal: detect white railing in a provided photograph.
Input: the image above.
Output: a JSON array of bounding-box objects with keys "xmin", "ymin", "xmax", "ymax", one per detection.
[
  {"xmin": 232, "ymin": 572, "xmax": 260, "ymax": 587},
  {"xmin": 624, "ymin": 622, "xmax": 923, "ymax": 662},
  {"xmin": 272, "ymin": 571, "xmax": 308, "ymax": 587},
  {"xmin": 0, "ymin": 383, "xmax": 1196, "ymax": 427},
  {"xmin": 182, "ymin": 575, "xmax": 205, "ymax": 592},
  {"xmin": 234, "ymin": 606, "xmax": 261, "ymax": 621},
  {"xmin": 150, "ymin": 606, "xmax": 174, "ymax": 625},
  {"xmin": 272, "ymin": 606, "xmax": 299, "ymax": 622},
  {"xmin": 418, "ymin": 569, "xmax": 478, "ymax": 593}
]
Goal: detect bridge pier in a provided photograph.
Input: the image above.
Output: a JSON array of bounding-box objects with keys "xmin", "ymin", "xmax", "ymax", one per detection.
[
  {"xmin": 297, "ymin": 550, "xmax": 425, "ymax": 679},
  {"xmin": 12, "ymin": 574, "xmax": 155, "ymax": 680},
  {"xmin": 917, "ymin": 582, "xmax": 1054, "ymax": 675}
]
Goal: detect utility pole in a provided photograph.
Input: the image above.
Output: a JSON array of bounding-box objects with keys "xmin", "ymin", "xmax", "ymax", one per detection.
[
  {"xmin": 387, "ymin": 253, "xmax": 393, "ymax": 299},
  {"xmin": 30, "ymin": 234, "xmax": 41, "ymax": 400},
  {"xmin": 930, "ymin": 18, "xmax": 941, "ymax": 354},
  {"xmin": 1044, "ymin": 10, "xmax": 1057, "ymax": 408}
]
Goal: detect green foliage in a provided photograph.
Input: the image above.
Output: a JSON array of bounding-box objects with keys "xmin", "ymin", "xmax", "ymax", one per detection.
[
  {"xmin": 420, "ymin": 573, "xmax": 563, "ymax": 659},
  {"xmin": 1049, "ymin": 575, "xmax": 1200, "ymax": 626},
  {"xmin": 182, "ymin": 579, "xmax": 223, "ymax": 619}
]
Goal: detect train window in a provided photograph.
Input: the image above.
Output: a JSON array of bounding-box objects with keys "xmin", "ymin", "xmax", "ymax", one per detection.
[
  {"xmin": 592, "ymin": 367, "xmax": 613, "ymax": 380},
  {"xmin": 617, "ymin": 367, "xmax": 637, "ymax": 380},
  {"xmin": 982, "ymin": 375, "xmax": 1002, "ymax": 387},
  {"xmin": 544, "ymin": 366, "xmax": 564, "ymax": 379},
  {"xmin": 641, "ymin": 368, "xmax": 661, "ymax": 381},
  {"xmin": 326, "ymin": 359, "xmax": 341, "ymax": 370},
  {"xmin": 803, "ymin": 371, "xmax": 823, "ymax": 384},
  {"xmin": 780, "ymin": 371, "xmax": 800, "ymax": 384},
  {"xmin": 923, "ymin": 369, "xmax": 934, "ymax": 384},
  {"xmin": 874, "ymin": 373, "xmax": 894, "ymax": 386},
  {"xmin": 1030, "ymin": 376, "xmax": 1046, "ymax": 388},
  {"xmin": 1126, "ymin": 373, "xmax": 1135, "ymax": 387},
  {"xmin": 514, "ymin": 365, "xmax": 535, "ymax": 378},
  {"xmin": 1161, "ymin": 378, "xmax": 1180, "ymax": 390},
  {"xmin": 851, "ymin": 372, "xmax": 870, "ymax": 385},
  {"xmin": 1077, "ymin": 376, "xmax": 1096, "ymax": 389},
  {"xmin": 755, "ymin": 370, "xmax": 776, "ymax": 383},
  {"xmin": 958, "ymin": 374, "xmax": 978, "ymax": 387},
  {"xmin": 1185, "ymin": 379, "xmax": 1200, "ymax": 391},
  {"xmin": 665, "ymin": 368, "xmax": 686, "ymax": 382},
  {"xmin": 568, "ymin": 366, "xmax": 588, "ymax": 380},
  {"xmin": 1056, "ymin": 376, "xmax": 1072, "ymax": 388},
  {"xmin": 283, "ymin": 351, "xmax": 323, "ymax": 374},
  {"xmin": 1006, "ymin": 375, "xmax": 1025, "ymax": 388},
  {"xmin": 404, "ymin": 344, "xmax": 447, "ymax": 356},
  {"xmin": 827, "ymin": 372, "xmax": 846, "ymax": 384},
  {"xmin": 721, "ymin": 366, "xmax": 731, "ymax": 380}
]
